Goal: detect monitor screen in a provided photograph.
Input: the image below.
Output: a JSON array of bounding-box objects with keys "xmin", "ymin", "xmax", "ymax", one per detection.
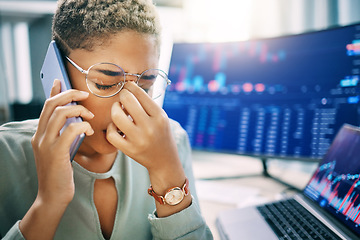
[
  {"xmin": 303, "ymin": 124, "xmax": 360, "ymax": 235},
  {"xmin": 163, "ymin": 23, "xmax": 360, "ymax": 160}
]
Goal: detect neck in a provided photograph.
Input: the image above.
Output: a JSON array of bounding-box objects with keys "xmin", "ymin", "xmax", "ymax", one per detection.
[{"xmin": 74, "ymin": 150, "xmax": 118, "ymax": 174}]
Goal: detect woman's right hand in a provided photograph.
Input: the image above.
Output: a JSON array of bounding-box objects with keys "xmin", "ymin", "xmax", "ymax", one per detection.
[
  {"xmin": 20, "ymin": 79, "xmax": 94, "ymax": 240},
  {"xmin": 32, "ymin": 79, "xmax": 94, "ymax": 205}
]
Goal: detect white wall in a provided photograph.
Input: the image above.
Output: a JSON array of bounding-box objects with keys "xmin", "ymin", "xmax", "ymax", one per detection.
[
  {"xmin": 157, "ymin": 0, "xmax": 360, "ymax": 43},
  {"xmin": 1, "ymin": 0, "xmax": 360, "ymax": 122}
]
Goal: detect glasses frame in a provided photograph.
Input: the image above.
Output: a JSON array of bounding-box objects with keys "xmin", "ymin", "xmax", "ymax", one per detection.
[{"xmin": 65, "ymin": 56, "xmax": 171, "ymax": 98}]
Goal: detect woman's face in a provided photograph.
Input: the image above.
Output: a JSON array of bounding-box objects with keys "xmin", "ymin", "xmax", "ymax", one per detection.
[{"xmin": 66, "ymin": 31, "xmax": 159, "ymax": 156}]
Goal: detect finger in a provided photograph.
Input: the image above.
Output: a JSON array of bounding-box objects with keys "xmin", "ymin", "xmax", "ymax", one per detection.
[
  {"xmin": 106, "ymin": 122, "xmax": 130, "ymax": 151},
  {"xmin": 50, "ymin": 79, "xmax": 61, "ymax": 98},
  {"xmin": 123, "ymin": 82, "xmax": 161, "ymax": 116},
  {"xmin": 57, "ymin": 121, "xmax": 94, "ymax": 151},
  {"xmin": 37, "ymin": 90, "xmax": 90, "ymax": 135},
  {"xmin": 118, "ymin": 89, "xmax": 148, "ymax": 125},
  {"xmin": 45, "ymin": 104, "xmax": 94, "ymax": 142},
  {"xmin": 111, "ymin": 102, "xmax": 134, "ymax": 134}
]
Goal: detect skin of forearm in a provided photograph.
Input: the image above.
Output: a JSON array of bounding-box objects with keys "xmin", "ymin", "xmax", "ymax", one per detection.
[{"xmin": 19, "ymin": 197, "xmax": 68, "ymax": 240}]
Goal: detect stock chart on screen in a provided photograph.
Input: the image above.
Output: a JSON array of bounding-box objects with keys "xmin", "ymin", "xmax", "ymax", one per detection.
[
  {"xmin": 163, "ymin": 23, "xmax": 360, "ymax": 160},
  {"xmin": 303, "ymin": 125, "xmax": 360, "ymax": 234}
]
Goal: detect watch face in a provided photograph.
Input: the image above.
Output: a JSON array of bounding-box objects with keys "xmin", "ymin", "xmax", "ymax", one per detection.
[{"xmin": 164, "ymin": 187, "xmax": 184, "ymax": 205}]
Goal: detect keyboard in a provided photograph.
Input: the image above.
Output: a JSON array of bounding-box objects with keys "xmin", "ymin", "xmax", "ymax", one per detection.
[{"xmin": 257, "ymin": 199, "xmax": 342, "ymax": 240}]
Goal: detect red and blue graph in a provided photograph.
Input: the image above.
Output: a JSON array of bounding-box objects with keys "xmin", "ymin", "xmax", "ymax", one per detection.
[
  {"xmin": 302, "ymin": 125, "xmax": 360, "ymax": 235},
  {"xmin": 306, "ymin": 161, "xmax": 360, "ymax": 225},
  {"xmin": 168, "ymin": 41, "xmax": 287, "ymax": 94},
  {"xmin": 347, "ymin": 40, "xmax": 360, "ymax": 56}
]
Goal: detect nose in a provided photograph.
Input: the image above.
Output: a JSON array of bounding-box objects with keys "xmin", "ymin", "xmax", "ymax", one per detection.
[{"xmin": 125, "ymin": 73, "xmax": 140, "ymax": 83}]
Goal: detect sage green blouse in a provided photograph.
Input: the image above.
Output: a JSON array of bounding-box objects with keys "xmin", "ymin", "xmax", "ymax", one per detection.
[{"xmin": 0, "ymin": 119, "xmax": 213, "ymax": 240}]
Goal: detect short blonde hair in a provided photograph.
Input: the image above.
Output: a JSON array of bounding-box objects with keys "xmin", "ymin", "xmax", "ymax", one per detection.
[{"xmin": 52, "ymin": 0, "xmax": 161, "ymax": 55}]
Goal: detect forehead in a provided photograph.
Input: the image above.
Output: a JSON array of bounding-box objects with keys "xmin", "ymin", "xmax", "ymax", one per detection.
[{"xmin": 69, "ymin": 31, "xmax": 159, "ymax": 72}]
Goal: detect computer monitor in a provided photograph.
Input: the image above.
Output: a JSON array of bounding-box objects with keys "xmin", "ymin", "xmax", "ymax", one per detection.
[{"xmin": 163, "ymin": 23, "xmax": 360, "ymax": 161}]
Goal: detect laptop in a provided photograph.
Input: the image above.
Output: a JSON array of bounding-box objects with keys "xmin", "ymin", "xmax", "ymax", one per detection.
[{"xmin": 216, "ymin": 124, "xmax": 360, "ymax": 240}]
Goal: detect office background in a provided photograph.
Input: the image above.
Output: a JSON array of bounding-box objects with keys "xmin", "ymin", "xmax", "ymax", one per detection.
[
  {"xmin": 1, "ymin": 0, "xmax": 360, "ymax": 124},
  {"xmin": 1, "ymin": 1, "xmax": 360, "ymax": 239}
]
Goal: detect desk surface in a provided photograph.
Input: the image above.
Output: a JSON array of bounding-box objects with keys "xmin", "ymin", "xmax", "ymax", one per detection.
[{"xmin": 191, "ymin": 151, "xmax": 318, "ymax": 240}]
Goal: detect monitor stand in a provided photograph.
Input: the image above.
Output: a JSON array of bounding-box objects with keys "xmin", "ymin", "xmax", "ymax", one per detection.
[
  {"xmin": 261, "ymin": 157, "xmax": 301, "ymax": 192},
  {"xmin": 197, "ymin": 154, "xmax": 302, "ymax": 192}
]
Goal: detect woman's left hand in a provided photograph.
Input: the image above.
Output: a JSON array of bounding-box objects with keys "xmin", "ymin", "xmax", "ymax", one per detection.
[
  {"xmin": 106, "ymin": 82, "xmax": 185, "ymax": 181},
  {"xmin": 106, "ymin": 82, "xmax": 191, "ymax": 216}
]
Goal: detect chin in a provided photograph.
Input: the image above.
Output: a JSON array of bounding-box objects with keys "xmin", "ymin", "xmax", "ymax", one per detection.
[
  {"xmin": 94, "ymin": 143, "xmax": 118, "ymax": 155},
  {"xmin": 82, "ymin": 133, "xmax": 119, "ymax": 155}
]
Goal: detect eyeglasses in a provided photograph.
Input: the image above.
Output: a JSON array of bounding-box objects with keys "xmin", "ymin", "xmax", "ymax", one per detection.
[{"xmin": 65, "ymin": 56, "xmax": 171, "ymax": 99}]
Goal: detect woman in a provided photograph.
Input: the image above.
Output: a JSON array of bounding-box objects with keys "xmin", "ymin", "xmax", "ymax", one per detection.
[{"xmin": 0, "ymin": 0, "xmax": 213, "ymax": 239}]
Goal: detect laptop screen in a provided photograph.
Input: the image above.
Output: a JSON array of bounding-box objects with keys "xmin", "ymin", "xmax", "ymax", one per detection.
[{"xmin": 303, "ymin": 124, "xmax": 360, "ymax": 235}]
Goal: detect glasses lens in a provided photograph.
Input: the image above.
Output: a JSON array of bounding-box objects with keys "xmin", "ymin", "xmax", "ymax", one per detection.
[
  {"xmin": 138, "ymin": 69, "xmax": 170, "ymax": 100},
  {"xmin": 86, "ymin": 63, "xmax": 125, "ymax": 97}
]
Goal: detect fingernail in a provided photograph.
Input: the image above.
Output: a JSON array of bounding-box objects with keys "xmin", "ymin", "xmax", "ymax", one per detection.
[
  {"xmin": 80, "ymin": 91, "xmax": 89, "ymax": 96},
  {"xmin": 89, "ymin": 111, "xmax": 95, "ymax": 118},
  {"xmin": 53, "ymin": 79, "xmax": 59, "ymax": 87},
  {"xmin": 88, "ymin": 128, "xmax": 94, "ymax": 135}
]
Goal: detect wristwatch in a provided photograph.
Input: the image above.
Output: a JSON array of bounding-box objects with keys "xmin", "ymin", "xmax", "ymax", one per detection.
[{"xmin": 148, "ymin": 178, "xmax": 189, "ymax": 206}]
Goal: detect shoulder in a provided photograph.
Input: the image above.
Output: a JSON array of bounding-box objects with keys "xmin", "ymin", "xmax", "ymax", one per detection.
[
  {"xmin": 168, "ymin": 119, "xmax": 192, "ymax": 165},
  {"xmin": 169, "ymin": 118, "xmax": 188, "ymax": 143},
  {"xmin": 0, "ymin": 119, "xmax": 38, "ymax": 134},
  {"xmin": 0, "ymin": 120, "xmax": 38, "ymax": 234},
  {"xmin": 169, "ymin": 118, "xmax": 190, "ymax": 153},
  {"xmin": 0, "ymin": 119, "xmax": 38, "ymax": 163}
]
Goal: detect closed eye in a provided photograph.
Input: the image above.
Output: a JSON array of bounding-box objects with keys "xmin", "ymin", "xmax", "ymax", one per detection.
[
  {"xmin": 141, "ymin": 74, "xmax": 156, "ymax": 81},
  {"xmin": 95, "ymin": 83, "xmax": 118, "ymax": 90}
]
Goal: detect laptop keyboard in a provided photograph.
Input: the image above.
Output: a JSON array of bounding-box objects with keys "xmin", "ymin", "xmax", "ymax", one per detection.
[{"xmin": 257, "ymin": 199, "xmax": 342, "ymax": 240}]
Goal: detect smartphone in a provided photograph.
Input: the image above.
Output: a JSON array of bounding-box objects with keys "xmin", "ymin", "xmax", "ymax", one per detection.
[{"xmin": 40, "ymin": 40, "xmax": 85, "ymax": 161}]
